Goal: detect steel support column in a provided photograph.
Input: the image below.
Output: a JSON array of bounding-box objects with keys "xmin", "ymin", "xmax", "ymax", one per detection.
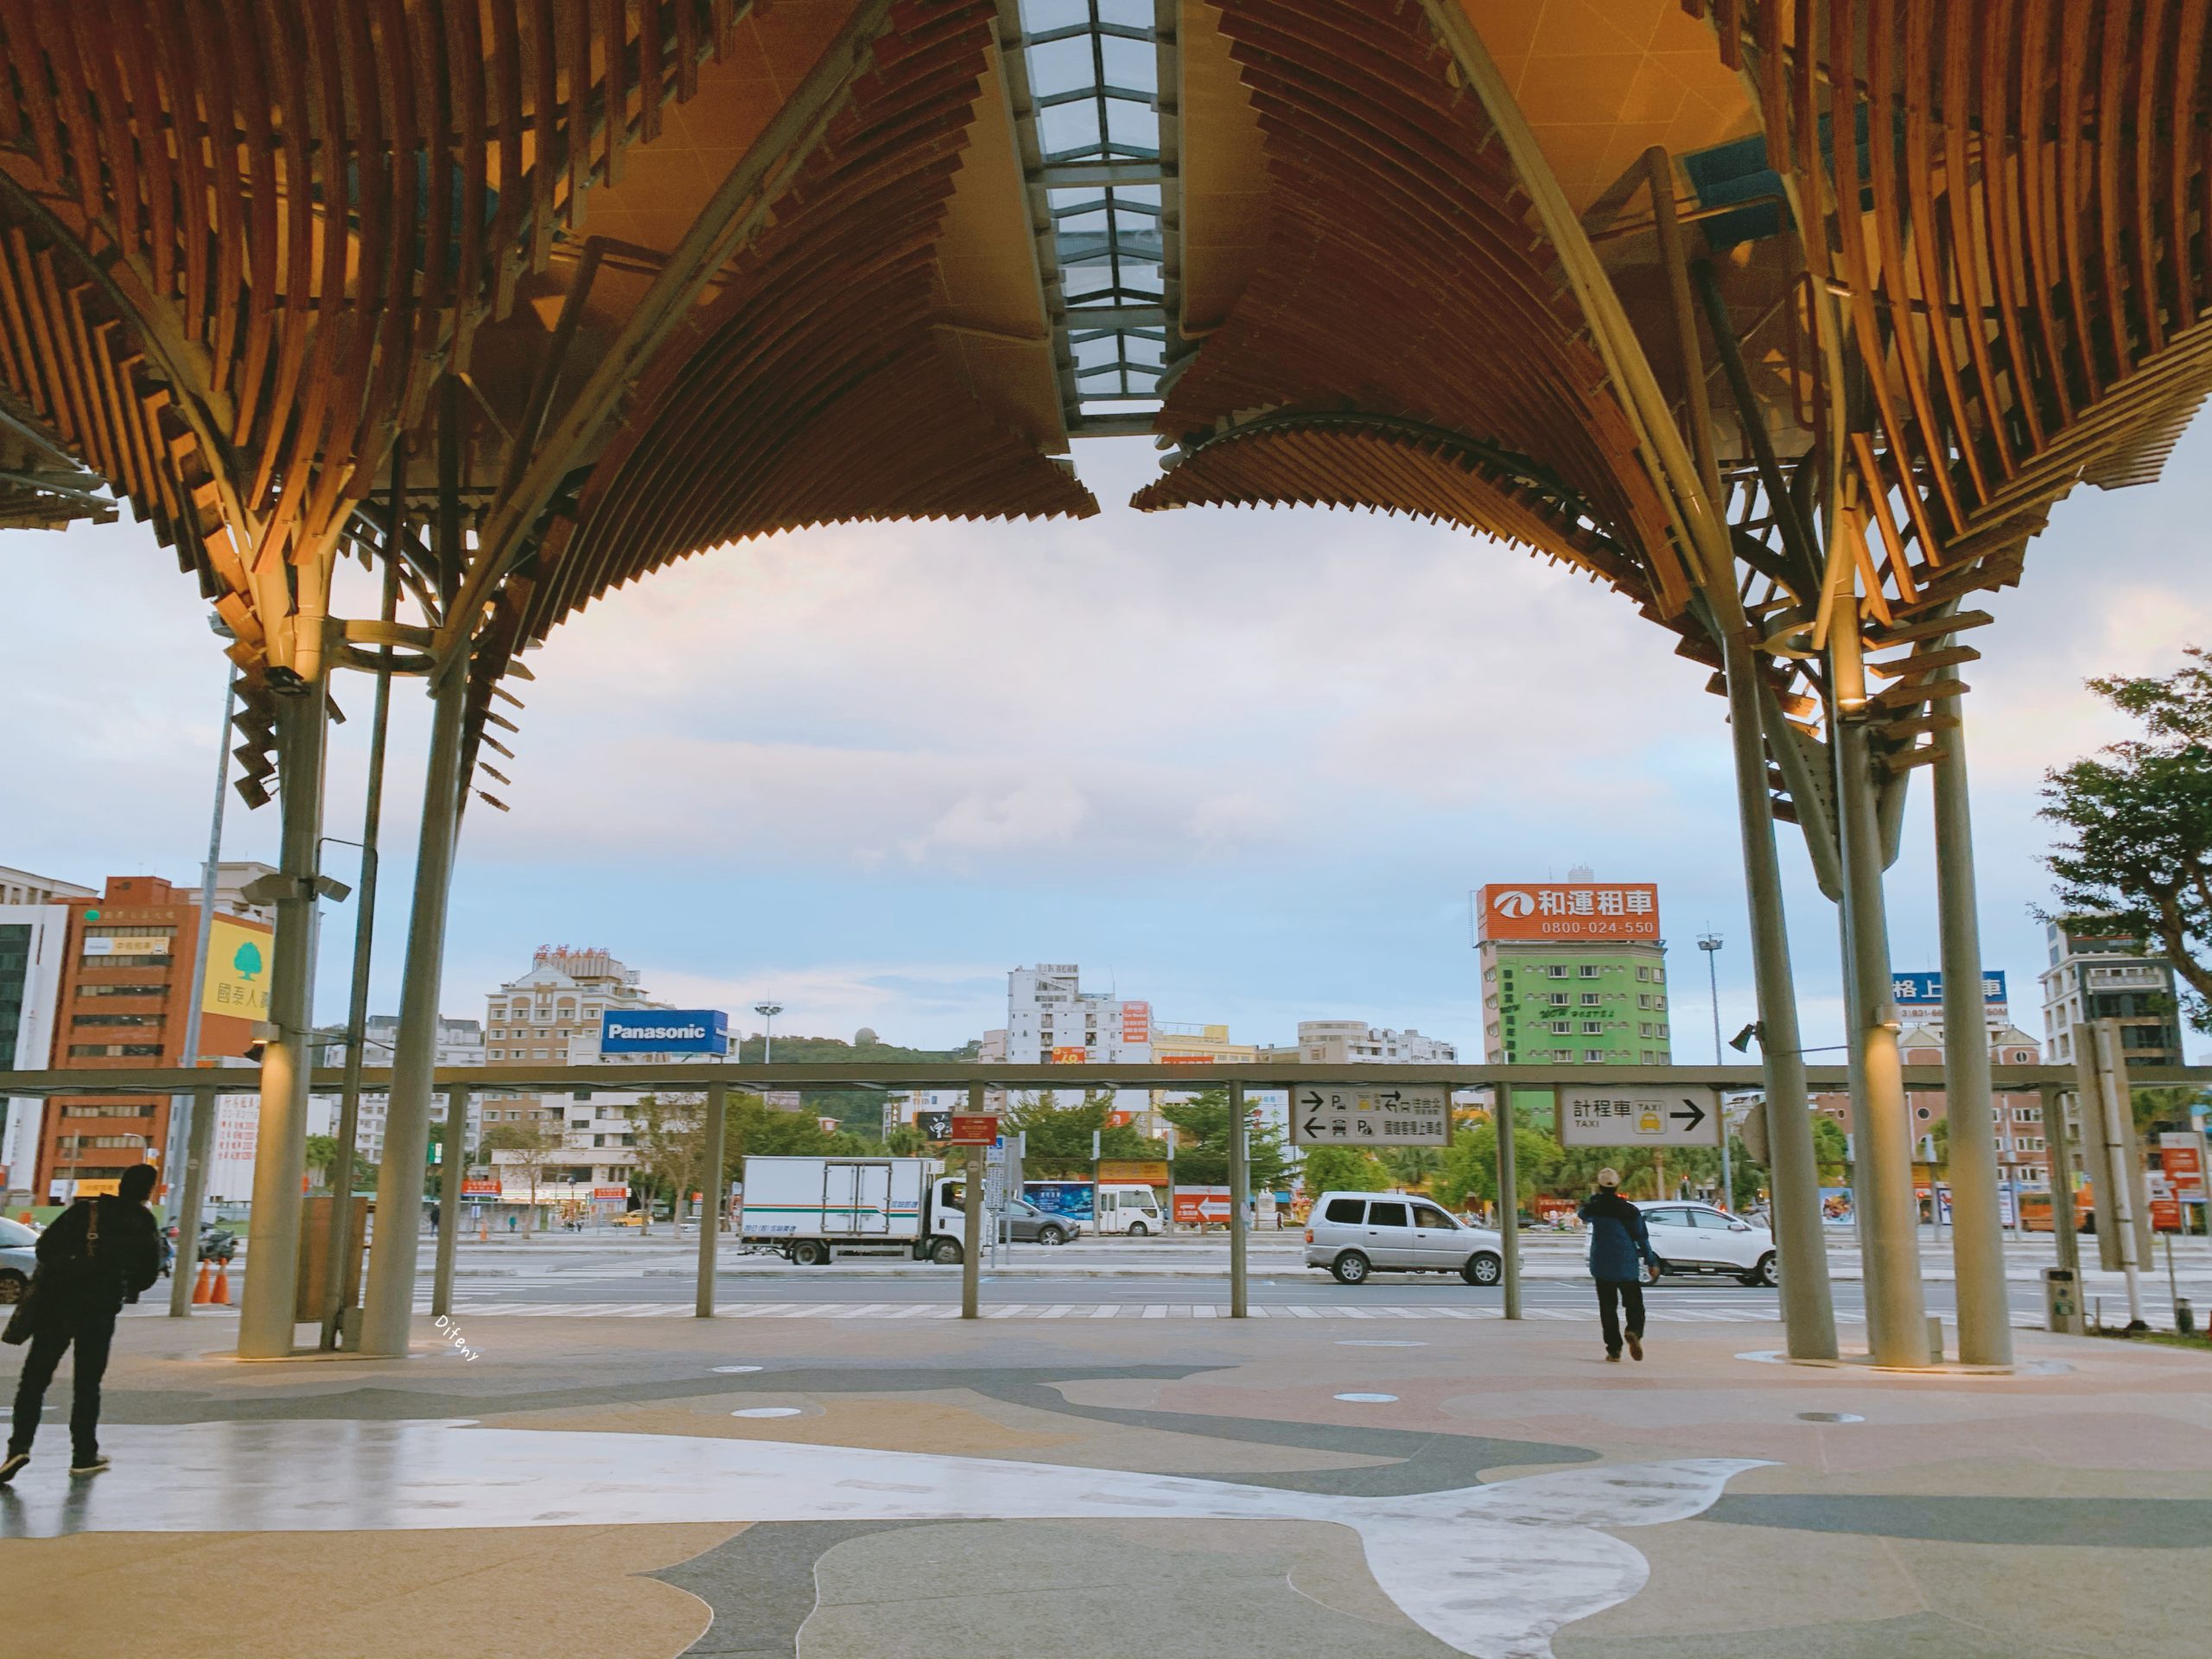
[
  {"xmin": 431, "ymin": 1081, "xmax": 465, "ymax": 1317},
  {"xmin": 1834, "ymin": 715, "xmax": 1929, "ymax": 1366},
  {"xmin": 236, "ymin": 686, "xmax": 329, "ymax": 1358},
  {"xmin": 355, "ymin": 652, "xmax": 467, "ymax": 1355},
  {"xmin": 1497, "ymin": 1085, "xmax": 1522, "ymax": 1319},
  {"xmin": 168, "ymin": 667, "xmax": 235, "ymax": 1318},
  {"xmin": 1228, "ymin": 1081, "xmax": 1249, "ymax": 1319},
  {"xmin": 1932, "ymin": 701, "xmax": 2012, "ymax": 1365},
  {"xmin": 961, "ymin": 1083, "xmax": 984, "ymax": 1319},
  {"xmin": 1722, "ymin": 632, "xmax": 1839, "ymax": 1358},
  {"xmin": 168, "ymin": 1085, "xmax": 218, "ymax": 1313},
  {"xmin": 696, "ymin": 1079, "xmax": 728, "ymax": 1318}
]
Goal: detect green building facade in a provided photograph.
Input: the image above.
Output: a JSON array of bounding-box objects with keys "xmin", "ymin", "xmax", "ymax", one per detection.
[{"xmin": 1481, "ymin": 941, "xmax": 1672, "ymax": 1065}]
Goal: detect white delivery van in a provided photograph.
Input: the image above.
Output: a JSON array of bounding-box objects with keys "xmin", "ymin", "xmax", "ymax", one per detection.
[{"xmin": 740, "ymin": 1156, "xmax": 971, "ymax": 1265}]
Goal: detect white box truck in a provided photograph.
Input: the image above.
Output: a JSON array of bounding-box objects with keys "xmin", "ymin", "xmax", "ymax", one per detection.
[{"xmin": 738, "ymin": 1156, "xmax": 970, "ymax": 1265}]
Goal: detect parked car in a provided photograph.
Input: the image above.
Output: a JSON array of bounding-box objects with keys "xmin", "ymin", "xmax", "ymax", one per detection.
[
  {"xmin": 998, "ymin": 1197, "xmax": 1075, "ymax": 1247},
  {"xmin": 1636, "ymin": 1201, "xmax": 1777, "ymax": 1286},
  {"xmin": 0, "ymin": 1215, "xmax": 38, "ymax": 1304},
  {"xmin": 1304, "ymin": 1191, "xmax": 1504, "ymax": 1286}
]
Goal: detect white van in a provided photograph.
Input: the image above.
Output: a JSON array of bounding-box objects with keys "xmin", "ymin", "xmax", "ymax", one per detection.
[{"xmin": 1303, "ymin": 1190, "xmax": 1503, "ymax": 1286}]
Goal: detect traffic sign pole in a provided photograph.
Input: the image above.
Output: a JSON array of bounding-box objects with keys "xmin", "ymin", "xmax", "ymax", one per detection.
[
  {"xmin": 1228, "ymin": 1082, "xmax": 1248, "ymax": 1319},
  {"xmin": 1496, "ymin": 1084, "xmax": 1520, "ymax": 1321}
]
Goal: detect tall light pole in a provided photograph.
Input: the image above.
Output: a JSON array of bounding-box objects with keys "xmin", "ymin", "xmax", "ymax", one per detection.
[
  {"xmin": 1698, "ymin": 933, "xmax": 1732, "ymax": 1211},
  {"xmin": 753, "ymin": 1001, "xmax": 782, "ymax": 1065}
]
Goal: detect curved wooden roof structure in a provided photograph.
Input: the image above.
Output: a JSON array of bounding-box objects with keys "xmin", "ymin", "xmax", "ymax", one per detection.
[{"xmin": 3, "ymin": 1, "xmax": 2209, "ymax": 840}]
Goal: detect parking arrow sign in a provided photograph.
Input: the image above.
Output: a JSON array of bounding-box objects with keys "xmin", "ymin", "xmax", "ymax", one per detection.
[{"xmin": 1287, "ymin": 1084, "xmax": 1449, "ymax": 1147}]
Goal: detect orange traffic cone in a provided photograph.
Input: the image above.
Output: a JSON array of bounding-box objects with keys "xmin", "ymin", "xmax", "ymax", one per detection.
[
  {"xmin": 190, "ymin": 1261, "xmax": 212, "ymax": 1305},
  {"xmin": 211, "ymin": 1259, "xmax": 231, "ymax": 1305}
]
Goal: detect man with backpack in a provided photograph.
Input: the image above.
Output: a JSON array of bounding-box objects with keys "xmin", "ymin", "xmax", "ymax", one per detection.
[
  {"xmin": 1580, "ymin": 1167, "xmax": 1658, "ymax": 1363},
  {"xmin": 1, "ymin": 1162, "xmax": 162, "ymax": 1480}
]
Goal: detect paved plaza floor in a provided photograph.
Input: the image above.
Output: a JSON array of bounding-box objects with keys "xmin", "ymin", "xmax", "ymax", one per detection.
[{"xmin": 1, "ymin": 1309, "xmax": 2205, "ymax": 1659}]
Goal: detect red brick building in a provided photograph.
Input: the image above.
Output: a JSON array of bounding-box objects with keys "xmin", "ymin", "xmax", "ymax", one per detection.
[{"xmin": 38, "ymin": 876, "xmax": 270, "ymax": 1198}]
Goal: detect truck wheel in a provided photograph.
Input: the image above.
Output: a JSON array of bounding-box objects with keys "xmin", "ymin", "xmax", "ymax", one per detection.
[
  {"xmin": 1331, "ymin": 1251, "xmax": 1371, "ymax": 1285},
  {"xmin": 790, "ymin": 1240, "xmax": 828, "ymax": 1267},
  {"xmin": 930, "ymin": 1238, "xmax": 963, "ymax": 1265},
  {"xmin": 1126, "ymin": 1220, "xmax": 1148, "ymax": 1237},
  {"xmin": 1463, "ymin": 1253, "xmax": 1502, "ymax": 1287}
]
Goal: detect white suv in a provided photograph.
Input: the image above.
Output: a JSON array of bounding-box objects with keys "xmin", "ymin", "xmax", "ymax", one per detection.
[
  {"xmin": 1304, "ymin": 1192, "xmax": 1504, "ymax": 1286},
  {"xmin": 1635, "ymin": 1201, "xmax": 1777, "ymax": 1286}
]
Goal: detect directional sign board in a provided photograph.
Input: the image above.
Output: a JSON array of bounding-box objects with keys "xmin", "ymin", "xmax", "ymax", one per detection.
[
  {"xmin": 1557, "ymin": 1088, "xmax": 1722, "ymax": 1148},
  {"xmin": 1290, "ymin": 1085, "xmax": 1451, "ymax": 1147},
  {"xmin": 948, "ymin": 1114, "xmax": 1000, "ymax": 1145}
]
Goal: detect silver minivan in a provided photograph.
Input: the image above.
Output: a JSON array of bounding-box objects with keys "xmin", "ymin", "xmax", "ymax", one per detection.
[{"xmin": 1304, "ymin": 1191, "xmax": 1504, "ymax": 1286}]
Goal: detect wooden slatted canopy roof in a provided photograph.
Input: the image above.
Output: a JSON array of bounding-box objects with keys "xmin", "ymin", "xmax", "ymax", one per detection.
[{"xmin": 3, "ymin": 1, "xmax": 2209, "ymax": 822}]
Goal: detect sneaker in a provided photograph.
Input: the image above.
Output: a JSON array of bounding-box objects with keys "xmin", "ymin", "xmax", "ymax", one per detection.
[
  {"xmin": 1627, "ymin": 1333, "xmax": 1644, "ymax": 1362},
  {"xmin": 68, "ymin": 1455, "xmax": 110, "ymax": 1477},
  {"xmin": 0, "ymin": 1452, "xmax": 27, "ymax": 1484},
  {"xmin": 1605, "ymin": 1351, "xmax": 1621, "ymax": 1363}
]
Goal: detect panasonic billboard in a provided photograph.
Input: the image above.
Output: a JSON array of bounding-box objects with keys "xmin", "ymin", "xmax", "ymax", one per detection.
[{"xmin": 599, "ymin": 1009, "xmax": 730, "ymax": 1054}]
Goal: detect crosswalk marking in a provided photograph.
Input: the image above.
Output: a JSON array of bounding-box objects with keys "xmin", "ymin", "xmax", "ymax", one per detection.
[{"xmin": 412, "ymin": 1299, "xmax": 1863, "ymax": 1324}]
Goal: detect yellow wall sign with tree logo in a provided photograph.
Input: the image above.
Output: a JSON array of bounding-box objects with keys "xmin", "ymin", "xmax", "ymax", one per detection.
[{"xmin": 201, "ymin": 919, "xmax": 273, "ymax": 1019}]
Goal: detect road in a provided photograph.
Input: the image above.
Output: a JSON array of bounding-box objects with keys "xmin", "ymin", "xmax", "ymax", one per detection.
[{"xmin": 373, "ymin": 1233, "xmax": 2209, "ymax": 1328}]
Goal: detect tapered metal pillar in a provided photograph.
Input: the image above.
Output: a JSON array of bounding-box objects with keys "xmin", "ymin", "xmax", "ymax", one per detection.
[
  {"xmin": 167, "ymin": 1086, "xmax": 218, "ymax": 1316},
  {"xmin": 1834, "ymin": 715, "xmax": 1930, "ymax": 1366},
  {"xmin": 431, "ymin": 1082, "xmax": 467, "ymax": 1317},
  {"xmin": 1228, "ymin": 1082, "xmax": 1249, "ymax": 1318},
  {"xmin": 168, "ymin": 664, "xmax": 235, "ymax": 1317},
  {"xmin": 696, "ymin": 1079, "xmax": 728, "ymax": 1318},
  {"xmin": 356, "ymin": 652, "xmax": 468, "ymax": 1355},
  {"xmin": 1931, "ymin": 701, "xmax": 2012, "ymax": 1365},
  {"xmin": 1496, "ymin": 1085, "xmax": 1521, "ymax": 1319},
  {"xmin": 1721, "ymin": 632, "xmax": 1838, "ymax": 1358},
  {"xmin": 960, "ymin": 1084, "xmax": 985, "ymax": 1319},
  {"xmin": 236, "ymin": 687, "xmax": 330, "ymax": 1358}
]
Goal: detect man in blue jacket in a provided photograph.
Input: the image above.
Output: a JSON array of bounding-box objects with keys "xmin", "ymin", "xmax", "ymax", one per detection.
[{"xmin": 1580, "ymin": 1167, "xmax": 1657, "ymax": 1363}]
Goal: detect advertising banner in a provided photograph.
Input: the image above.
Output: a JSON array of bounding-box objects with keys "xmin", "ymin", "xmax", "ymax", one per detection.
[
  {"xmin": 600, "ymin": 1008, "xmax": 729, "ymax": 1054},
  {"xmin": 200, "ymin": 918, "xmax": 273, "ymax": 1019},
  {"xmin": 1120, "ymin": 1001, "xmax": 1151, "ymax": 1044},
  {"xmin": 1478, "ymin": 882, "xmax": 1659, "ymax": 942},
  {"xmin": 1025, "ymin": 1180, "xmax": 1094, "ymax": 1220},
  {"xmin": 85, "ymin": 934, "xmax": 172, "ymax": 956},
  {"xmin": 947, "ymin": 1114, "xmax": 999, "ymax": 1145},
  {"xmin": 1172, "ymin": 1186, "xmax": 1233, "ymax": 1225},
  {"xmin": 1050, "ymin": 1046, "xmax": 1088, "ymax": 1064},
  {"xmin": 1099, "ymin": 1159, "xmax": 1169, "ymax": 1185}
]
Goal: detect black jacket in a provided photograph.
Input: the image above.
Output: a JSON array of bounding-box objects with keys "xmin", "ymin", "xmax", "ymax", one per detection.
[
  {"xmin": 1579, "ymin": 1188, "xmax": 1656, "ymax": 1281},
  {"xmin": 35, "ymin": 1196, "xmax": 162, "ymax": 1321}
]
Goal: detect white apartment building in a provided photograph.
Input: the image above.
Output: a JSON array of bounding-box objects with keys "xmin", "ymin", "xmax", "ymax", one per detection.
[
  {"xmin": 313, "ymin": 1014, "xmax": 486, "ymax": 1166},
  {"xmin": 2037, "ymin": 918, "xmax": 2186, "ymax": 1068},
  {"xmin": 1258, "ymin": 1020, "xmax": 1457, "ymax": 1065},
  {"xmin": 1003, "ymin": 964, "xmax": 1153, "ymax": 1064},
  {"xmin": 0, "ymin": 893, "xmax": 75, "ymax": 1202}
]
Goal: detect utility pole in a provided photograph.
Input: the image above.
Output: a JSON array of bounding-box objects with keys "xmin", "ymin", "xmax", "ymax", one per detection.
[
  {"xmin": 753, "ymin": 1001, "xmax": 782, "ymax": 1065},
  {"xmin": 1699, "ymin": 933, "xmax": 1730, "ymax": 1209},
  {"xmin": 168, "ymin": 645, "xmax": 234, "ymax": 1318}
]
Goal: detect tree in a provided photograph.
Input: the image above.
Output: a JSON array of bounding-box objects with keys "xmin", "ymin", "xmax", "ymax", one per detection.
[
  {"xmin": 1377, "ymin": 1147, "xmax": 1443, "ymax": 1192},
  {"xmin": 1298, "ymin": 1145, "xmax": 1390, "ymax": 1198},
  {"xmin": 1810, "ymin": 1116, "xmax": 1850, "ymax": 1182},
  {"xmin": 1159, "ymin": 1089, "xmax": 1289, "ymax": 1192},
  {"xmin": 1435, "ymin": 1123, "xmax": 1562, "ymax": 1213},
  {"xmin": 1005, "ymin": 1090, "xmax": 1159, "ymax": 1177},
  {"xmin": 480, "ymin": 1121, "xmax": 556, "ymax": 1231},
  {"xmin": 302, "ymin": 1134, "xmax": 339, "ymax": 1190},
  {"xmin": 2040, "ymin": 646, "xmax": 2212, "ymax": 1033}
]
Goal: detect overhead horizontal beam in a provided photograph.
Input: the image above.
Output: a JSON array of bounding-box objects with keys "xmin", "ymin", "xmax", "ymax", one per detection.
[
  {"xmin": 1038, "ymin": 159, "xmax": 1173, "ymax": 187},
  {"xmin": 1065, "ymin": 304, "xmax": 1168, "ymax": 328}
]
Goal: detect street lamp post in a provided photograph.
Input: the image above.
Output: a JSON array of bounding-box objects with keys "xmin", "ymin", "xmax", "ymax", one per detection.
[
  {"xmin": 1699, "ymin": 934, "xmax": 1732, "ymax": 1210},
  {"xmin": 753, "ymin": 1001, "xmax": 783, "ymax": 1065}
]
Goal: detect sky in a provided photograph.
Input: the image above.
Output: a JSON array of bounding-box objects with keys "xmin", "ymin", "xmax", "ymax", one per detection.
[{"xmin": 7, "ymin": 427, "xmax": 2209, "ymax": 1063}]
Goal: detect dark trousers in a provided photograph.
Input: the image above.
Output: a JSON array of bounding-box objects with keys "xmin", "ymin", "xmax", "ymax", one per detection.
[
  {"xmin": 1595, "ymin": 1279, "xmax": 1645, "ymax": 1356},
  {"xmin": 9, "ymin": 1313, "xmax": 117, "ymax": 1461}
]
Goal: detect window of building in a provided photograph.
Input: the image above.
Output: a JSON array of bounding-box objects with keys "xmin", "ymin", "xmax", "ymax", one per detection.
[
  {"xmin": 1641, "ymin": 1049, "xmax": 1656, "ymax": 1063},
  {"xmin": 1547, "ymin": 992, "xmax": 1569, "ymax": 1007},
  {"xmin": 72, "ymin": 1013, "xmax": 162, "ymax": 1027},
  {"xmin": 1639, "ymin": 1022, "xmax": 1653, "ymax": 1038},
  {"xmin": 76, "ymin": 983, "xmax": 166, "ymax": 997},
  {"xmin": 1582, "ymin": 1020, "xmax": 1604, "ymax": 1034},
  {"xmin": 1658, "ymin": 1024, "xmax": 1669, "ymax": 1039},
  {"xmin": 533, "ymin": 1048, "xmax": 549, "ymax": 1058},
  {"xmin": 1579, "ymin": 965, "xmax": 1599, "ymax": 978},
  {"xmin": 1549, "ymin": 1020, "xmax": 1571, "ymax": 1034},
  {"xmin": 1580, "ymin": 992, "xmax": 1600, "ymax": 1005},
  {"xmin": 1637, "ymin": 994, "xmax": 1652, "ymax": 1010}
]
